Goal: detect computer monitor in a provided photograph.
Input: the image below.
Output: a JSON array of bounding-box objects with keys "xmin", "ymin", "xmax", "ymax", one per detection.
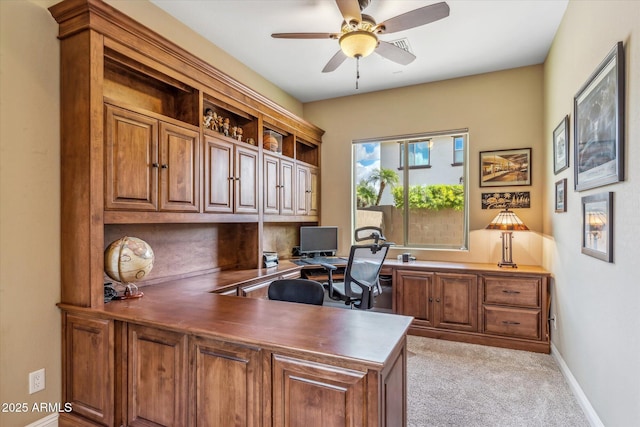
[{"xmin": 299, "ymin": 226, "xmax": 338, "ymax": 257}]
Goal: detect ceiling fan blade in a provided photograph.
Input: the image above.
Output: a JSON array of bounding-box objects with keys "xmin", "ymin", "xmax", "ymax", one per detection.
[
  {"xmin": 336, "ymin": 0, "xmax": 362, "ymax": 24},
  {"xmin": 378, "ymin": 1, "xmax": 450, "ymax": 34},
  {"xmin": 375, "ymin": 41, "xmax": 416, "ymax": 65},
  {"xmin": 322, "ymin": 50, "xmax": 348, "ymax": 73},
  {"xmin": 272, "ymin": 32, "xmax": 338, "ymax": 39}
]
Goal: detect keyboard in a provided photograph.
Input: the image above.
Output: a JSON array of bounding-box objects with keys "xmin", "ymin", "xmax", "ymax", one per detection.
[{"xmin": 297, "ymin": 256, "xmax": 347, "ymax": 265}]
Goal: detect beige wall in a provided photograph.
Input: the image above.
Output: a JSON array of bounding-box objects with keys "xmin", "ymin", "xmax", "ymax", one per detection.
[
  {"xmin": 542, "ymin": 1, "xmax": 640, "ymax": 425},
  {"xmin": 304, "ymin": 65, "xmax": 545, "ymax": 265},
  {"xmin": 0, "ymin": 1, "xmax": 301, "ymax": 425}
]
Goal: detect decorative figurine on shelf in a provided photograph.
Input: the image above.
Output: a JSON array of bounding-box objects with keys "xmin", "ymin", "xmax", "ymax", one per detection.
[
  {"xmin": 231, "ymin": 126, "xmax": 237, "ymax": 138},
  {"xmin": 235, "ymin": 127, "xmax": 243, "ymax": 142},
  {"xmin": 211, "ymin": 112, "xmax": 220, "ymax": 132},
  {"xmin": 216, "ymin": 115, "xmax": 224, "ymax": 134},
  {"xmin": 203, "ymin": 108, "xmax": 214, "ymax": 129},
  {"xmin": 246, "ymin": 137, "xmax": 255, "ymax": 146},
  {"xmin": 223, "ymin": 118, "xmax": 230, "ymax": 137}
]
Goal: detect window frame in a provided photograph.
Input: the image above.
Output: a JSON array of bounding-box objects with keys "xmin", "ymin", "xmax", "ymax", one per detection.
[
  {"xmin": 353, "ymin": 129, "xmax": 469, "ymax": 251},
  {"xmin": 398, "ymin": 139, "xmax": 432, "ymax": 170}
]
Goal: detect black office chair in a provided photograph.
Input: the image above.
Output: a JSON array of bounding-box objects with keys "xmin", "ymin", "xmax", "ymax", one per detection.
[
  {"xmin": 268, "ymin": 279, "xmax": 325, "ymax": 305},
  {"xmin": 324, "ymin": 242, "xmax": 391, "ymax": 310}
]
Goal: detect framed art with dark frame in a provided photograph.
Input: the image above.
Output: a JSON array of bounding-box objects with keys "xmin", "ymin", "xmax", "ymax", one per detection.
[
  {"xmin": 553, "ymin": 115, "xmax": 569, "ymax": 174},
  {"xmin": 581, "ymin": 192, "xmax": 613, "ymax": 262},
  {"xmin": 479, "ymin": 148, "xmax": 531, "ymax": 187},
  {"xmin": 574, "ymin": 41, "xmax": 625, "ymax": 191},
  {"xmin": 555, "ymin": 179, "xmax": 567, "ymax": 213}
]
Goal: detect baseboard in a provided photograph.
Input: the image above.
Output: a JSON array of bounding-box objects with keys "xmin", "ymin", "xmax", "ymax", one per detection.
[
  {"xmin": 24, "ymin": 413, "xmax": 58, "ymax": 427},
  {"xmin": 551, "ymin": 342, "xmax": 603, "ymax": 427}
]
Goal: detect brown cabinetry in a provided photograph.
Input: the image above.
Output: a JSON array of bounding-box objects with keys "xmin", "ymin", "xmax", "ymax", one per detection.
[
  {"xmin": 204, "ymin": 134, "xmax": 258, "ymax": 214},
  {"xmin": 394, "ymin": 270, "xmax": 477, "ymax": 332},
  {"xmin": 295, "ymin": 164, "xmax": 319, "ymax": 216},
  {"xmin": 481, "ymin": 275, "xmax": 545, "ymax": 341},
  {"xmin": 389, "ymin": 261, "xmax": 551, "ymax": 353},
  {"xmin": 62, "ymin": 313, "xmax": 115, "ymax": 426},
  {"xmin": 264, "ymin": 153, "xmax": 295, "ymax": 216},
  {"xmin": 105, "ymin": 104, "xmax": 200, "ymax": 212},
  {"xmin": 190, "ymin": 337, "xmax": 262, "ymax": 426},
  {"xmin": 127, "ymin": 324, "xmax": 188, "ymax": 426}
]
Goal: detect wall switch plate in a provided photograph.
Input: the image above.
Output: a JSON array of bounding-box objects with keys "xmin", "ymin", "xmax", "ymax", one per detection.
[{"xmin": 29, "ymin": 368, "xmax": 45, "ymax": 394}]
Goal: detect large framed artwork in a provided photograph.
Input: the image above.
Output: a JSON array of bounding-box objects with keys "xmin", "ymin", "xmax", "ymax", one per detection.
[
  {"xmin": 553, "ymin": 115, "xmax": 569, "ymax": 174},
  {"xmin": 574, "ymin": 41, "xmax": 625, "ymax": 191},
  {"xmin": 581, "ymin": 192, "xmax": 613, "ymax": 262},
  {"xmin": 479, "ymin": 148, "xmax": 531, "ymax": 187}
]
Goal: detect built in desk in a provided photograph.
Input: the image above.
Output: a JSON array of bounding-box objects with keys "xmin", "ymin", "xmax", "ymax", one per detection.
[{"xmin": 58, "ymin": 261, "xmax": 413, "ymax": 426}]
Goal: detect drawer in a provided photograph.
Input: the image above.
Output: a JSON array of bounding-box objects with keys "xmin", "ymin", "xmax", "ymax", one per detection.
[
  {"xmin": 483, "ymin": 306, "xmax": 541, "ymax": 340},
  {"xmin": 483, "ymin": 276, "xmax": 540, "ymax": 307}
]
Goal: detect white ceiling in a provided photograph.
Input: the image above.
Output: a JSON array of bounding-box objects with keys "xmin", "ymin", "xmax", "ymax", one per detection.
[{"xmin": 150, "ymin": 0, "xmax": 568, "ymax": 103}]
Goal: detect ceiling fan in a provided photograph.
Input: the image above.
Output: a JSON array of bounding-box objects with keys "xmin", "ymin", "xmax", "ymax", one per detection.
[{"xmin": 272, "ymin": 0, "xmax": 450, "ymax": 84}]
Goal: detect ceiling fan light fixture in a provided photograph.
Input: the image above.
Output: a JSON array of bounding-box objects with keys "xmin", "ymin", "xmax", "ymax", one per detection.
[{"xmin": 339, "ymin": 31, "xmax": 378, "ymax": 58}]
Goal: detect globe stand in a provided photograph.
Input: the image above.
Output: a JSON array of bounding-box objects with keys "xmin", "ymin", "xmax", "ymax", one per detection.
[{"xmin": 112, "ymin": 282, "xmax": 144, "ymax": 300}]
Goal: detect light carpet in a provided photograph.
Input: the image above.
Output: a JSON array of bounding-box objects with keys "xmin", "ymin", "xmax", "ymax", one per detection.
[{"xmin": 406, "ymin": 335, "xmax": 589, "ymax": 427}]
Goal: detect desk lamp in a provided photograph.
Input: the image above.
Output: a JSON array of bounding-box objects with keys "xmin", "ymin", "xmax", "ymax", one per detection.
[{"xmin": 485, "ymin": 208, "xmax": 529, "ymax": 268}]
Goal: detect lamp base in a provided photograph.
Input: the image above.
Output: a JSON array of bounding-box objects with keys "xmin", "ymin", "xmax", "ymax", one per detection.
[{"xmin": 498, "ymin": 261, "xmax": 518, "ymax": 268}]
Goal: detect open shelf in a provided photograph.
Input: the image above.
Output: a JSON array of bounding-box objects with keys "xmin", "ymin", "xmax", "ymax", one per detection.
[{"xmin": 203, "ymin": 96, "xmax": 259, "ymax": 146}]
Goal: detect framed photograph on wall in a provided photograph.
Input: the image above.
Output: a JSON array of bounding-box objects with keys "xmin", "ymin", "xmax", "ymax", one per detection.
[
  {"xmin": 574, "ymin": 41, "xmax": 625, "ymax": 191},
  {"xmin": 555, "ymin": 179, "xmax": 567, "ymax": 213},
  {"xmin": 479, "ymin": 148, "xmax": 531, "ymax": 187},
  {"xmin": 581, "ymin": 192, "xmax": 613, "ymax": 262},
  {"xmin": 553, "ymin": 115, "xmax": 569, "ymax": 174}
]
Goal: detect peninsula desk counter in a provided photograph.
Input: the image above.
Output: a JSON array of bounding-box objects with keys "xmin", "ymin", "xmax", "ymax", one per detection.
[{"xmin": 59, "ymin": 261, "xmax": 413, "ymax": 427}]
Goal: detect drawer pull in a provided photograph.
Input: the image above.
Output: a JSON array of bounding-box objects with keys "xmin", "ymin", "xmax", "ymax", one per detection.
[
  {"xmin": 502, "ymin": 320, "xmax": 521, "ymax": 325},
  {"xmin": 502, "ymin": 290, "xmax": 521, "ymax": 294}
]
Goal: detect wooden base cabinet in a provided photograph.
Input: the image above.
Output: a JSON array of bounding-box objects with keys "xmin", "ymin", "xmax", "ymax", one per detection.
[
  {"xmin": 394, "ymin": 270, "xmax": 478, "ymax": 332},
  {"xmin": 389, "ymin": 261, "xmax": 551, "ymax": 353}
]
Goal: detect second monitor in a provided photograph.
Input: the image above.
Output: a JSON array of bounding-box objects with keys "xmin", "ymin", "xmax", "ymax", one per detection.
[{"xmin": 299, "ymin": 226, "xmax": 338, "ymax": 257}]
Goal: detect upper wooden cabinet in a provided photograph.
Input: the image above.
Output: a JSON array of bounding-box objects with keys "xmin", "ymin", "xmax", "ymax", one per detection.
[
  {"xmin": 295, "ymin": 164, "xmax": 319, "ymax": 216},
  {"xmin": 105, "ymin": 104, "xmax": 200, "ymax": 212},
  {"xmin": 264, "ymin": 153, "xmax": 295, "ymax": 216},
  {"xmin": 204, "ymin": 134, "xmax": 258, "ymax": 214}
]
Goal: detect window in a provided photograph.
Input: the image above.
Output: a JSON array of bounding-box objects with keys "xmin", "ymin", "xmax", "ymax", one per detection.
[
  {"xmin": 353, "ymin": 130, "xmax": 468, "ymax": 250},
  {"xmin": 453, "ymin": 136, "xmax": 464, "ymax": 165},
  {"xmin": 399, "ymin": 140, "xmax": 431, "ymax": 168}
]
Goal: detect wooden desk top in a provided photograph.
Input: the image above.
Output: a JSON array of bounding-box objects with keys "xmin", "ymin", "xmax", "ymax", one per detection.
[{"xmin": 60, "ymin": 260, "xmax": 413, "ymax": 368}]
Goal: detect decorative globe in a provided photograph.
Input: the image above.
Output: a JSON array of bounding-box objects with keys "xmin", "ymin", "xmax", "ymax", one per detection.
[{"xmin": 104, "ymin": 236, "xmax": 154, "ymax": 284}]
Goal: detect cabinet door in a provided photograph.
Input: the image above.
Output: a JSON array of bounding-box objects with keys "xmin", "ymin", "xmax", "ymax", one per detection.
[
  {"xmin": 394, "ymin": 270, "xmax": 434, "ymax": 327},
  {"xmin": 128, "ymin": 325, "xmax": 188, "ymax": 427},
  {"xmin": 434, "ymin": 273, "xmax": 478, "ymax": 332},
  {"xmin": 280, "ymin": 158, "xmax": 295, "ymax": 215},
  {"xmin": 295, "ymin": 165, "xmax": 309, "ymax": 215},
  {"xmin": 264, "ymin": 154, "xmax": 280, "ymax": 214},
  {"xmin": 235, "ymin": 144, "xmax": 259, "ymax": 213},
  {"xmin": 105, "ymin": 104, "xmax": 158, "ymax": 211},
  {"xmin": 159, "ymin": 122, "xmax": 200, "ymax": 212},
  {"xmin": 205, "ymin": 136, "xmax": 233, "ymax": 213},
  {"xmin": 272, "ymin": 355, "xmax": 367, "ymax": 427},
  {"xmin": 63, "ymin": 313, "xmax": 114, "ymax": 426},
  {"xmin": 308, "ymin": 166, "xmax": 319, "ymax": 217},
  {"xmin": 190, "ymin": 337, "xmax": 262, "ymax": 427}
]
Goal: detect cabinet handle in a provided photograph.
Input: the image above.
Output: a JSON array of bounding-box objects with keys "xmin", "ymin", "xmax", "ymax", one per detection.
[
  {"xmin": 161, "ymin": 164, "xmax": 168, "ymax": 169},
  {"xmin": 152, "ymin": 163, "xmax": 159, "ymax": 168},
  {"xmin": 429, "ymin": 297, "xmax": 433, "ymax": 302},
  {"xmin": 502, "ymin": 290, "xmax": 520, "ymax": 294},
  {"xmin": 502, "ymin": 320, "xmax": 521, "ymax": 325},
  {"xmin": 435, "ymin": 298, "xmax": 440, "ymax": 303}
]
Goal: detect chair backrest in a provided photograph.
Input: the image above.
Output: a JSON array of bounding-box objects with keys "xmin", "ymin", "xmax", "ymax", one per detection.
[
  {"xmin": 268, "ymin": 279, "xmax": 325, "ymax": 305},
  {"xmin": 354, "ymin": 226, "xmax": 386, "ymax": 244},
  {"xmin": 343, "ymin": 243, "xmax": 390, "ymax": 300}
]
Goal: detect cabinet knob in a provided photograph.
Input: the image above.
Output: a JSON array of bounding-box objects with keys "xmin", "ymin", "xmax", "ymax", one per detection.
[
  {"xmin": 436, "ymin": 298, "xmax": 441, "ymax": 303},
  {"xmin": 161, "ymin": 164, "xmax": 168, "ymax": 169},
  {"xmin": 429, "ymin": 297, "xmax": 433, "ymax": 302},
  {"xmin": 152, "ymin": 163, "xmax": 159, "ymax": 168}
]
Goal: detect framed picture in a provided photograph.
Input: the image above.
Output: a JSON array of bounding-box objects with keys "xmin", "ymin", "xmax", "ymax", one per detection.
[
  {"xmin": 574, "ymin": 41, "xmax": 625, "ymax": 191},
  {"xmin": 554, "ymin": 179, "xmax": 567, "ymax": 212},
  {"xmin": 481, "ymin": 192, "xmax": 530, "ymax": 209},
  {"xmin": 581, "ymin": 192, "xmax": 613, "ymax": 262},
  {"xmin": 553, "ymin": 115, "xmax": 569, "ymax": 174},
  {"xmin": 480, "ymin": 148, "xmax": 531, "ymax": 187}
]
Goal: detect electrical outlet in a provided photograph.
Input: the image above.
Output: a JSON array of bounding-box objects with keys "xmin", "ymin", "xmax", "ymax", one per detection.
[{"xmin": 29, "ymin": 368, "xmax": 45, "ymax": 394}]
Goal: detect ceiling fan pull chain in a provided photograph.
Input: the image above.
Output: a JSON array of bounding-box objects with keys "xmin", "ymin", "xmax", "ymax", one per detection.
[{"xmin": 356, "ymin": 56, "xmax": 360, "ymax": 89}]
